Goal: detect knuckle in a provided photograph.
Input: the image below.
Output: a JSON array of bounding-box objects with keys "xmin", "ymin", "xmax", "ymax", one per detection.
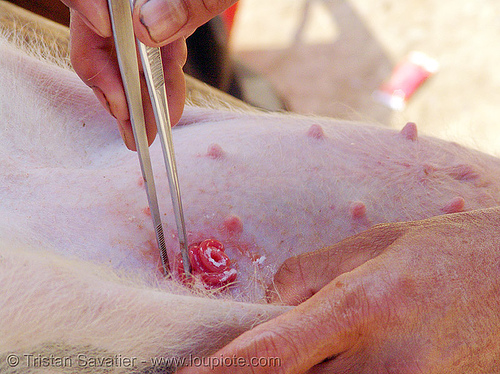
[
  {"xmin": 328, "ymin": 276, "xmax": 382, "ymax": 334},
  {"xmin": 346, "ymin": 275, "xmax": 407, "ymax": 336}
]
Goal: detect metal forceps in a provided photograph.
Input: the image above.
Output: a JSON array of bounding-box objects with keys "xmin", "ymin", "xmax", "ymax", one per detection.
[{"xmin": 107, "ymin": 0, "xmax": 191, "ymax": 277}]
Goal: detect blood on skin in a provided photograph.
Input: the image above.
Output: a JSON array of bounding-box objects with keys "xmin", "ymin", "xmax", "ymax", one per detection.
[{"xmin": 176, "ymin": 239, "xmax": 237, "ymax": 289}]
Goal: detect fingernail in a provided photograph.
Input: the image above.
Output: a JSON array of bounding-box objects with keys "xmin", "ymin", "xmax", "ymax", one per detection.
[{"xmin": 139, "ymin": 0, "xmax": 188, "ymax": 43}]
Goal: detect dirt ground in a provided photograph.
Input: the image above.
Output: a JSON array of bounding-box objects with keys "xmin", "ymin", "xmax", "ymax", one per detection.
[{"xmin": 231, "ymin": 0, "xmax": 500, "ymax": 156}]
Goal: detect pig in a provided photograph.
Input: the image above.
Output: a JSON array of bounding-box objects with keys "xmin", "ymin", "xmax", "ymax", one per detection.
[{"xmin": 1, "ymin": 31, "xmax": 500, "ymax": 373}]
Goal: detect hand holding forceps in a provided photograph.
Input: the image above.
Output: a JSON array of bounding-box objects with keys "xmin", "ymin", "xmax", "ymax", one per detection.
[{"xmin": 107, "ymin": 0, "xmax": 191, "ymax": 277}]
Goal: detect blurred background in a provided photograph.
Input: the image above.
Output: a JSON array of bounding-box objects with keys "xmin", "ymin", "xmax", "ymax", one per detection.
[
  {"xmin": 230, "ymin": 0, "xmax": 500, "ymax": 156},
  {"xmin": 6, "ymin": 0, "xmax": 500, "ymax": 154}
]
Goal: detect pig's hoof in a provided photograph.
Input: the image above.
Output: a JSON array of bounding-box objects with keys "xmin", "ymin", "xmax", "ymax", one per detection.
[{"xmin": 176, "ymin": 239, "xmax": 237, "ymax": 289}]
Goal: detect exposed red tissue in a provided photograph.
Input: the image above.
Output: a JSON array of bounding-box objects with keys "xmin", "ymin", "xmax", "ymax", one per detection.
[{"xmin": 176, "ymin": 239, "xmax": 237, "ymax": 289}]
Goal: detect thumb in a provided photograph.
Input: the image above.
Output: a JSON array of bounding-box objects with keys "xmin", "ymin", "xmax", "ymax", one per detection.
[
  {"xmin": 133, "ymin": 0, "xmax": 238, "ymax": 46},
  {"xmin": 62, "ymin": 0, "xmax": 111, "ymax": 37},
  {"xmin": 177, "ymin": 271, "xmax": 374, "ymax": 374},
  {"xmin": 267, "ymin": 221, "xmax": 413, "ymax": 305}
]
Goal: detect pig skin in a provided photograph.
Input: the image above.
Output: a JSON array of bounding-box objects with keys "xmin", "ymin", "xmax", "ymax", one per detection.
[{"xmin": 1, "ymin": 35, "xmax": 500, "ymax": 372}]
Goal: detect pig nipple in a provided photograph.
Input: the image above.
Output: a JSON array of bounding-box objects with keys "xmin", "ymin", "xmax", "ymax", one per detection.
[
  {"xmin": 448, "ymin": 164, "xmax": 480, "ymax": 181},
  {"xmin": 441, "ymin": 196, "xmax": 465, "ymax": 214},
  {"xmin": 307, "ymin": 124, "xmax": 326, "ymax": 140},
  {"xmin": 349, "ymin": 201, "xmax": 366, "ymax": 219},
  {"xmin": 400, "ymin": 122, "xmax": 418, "ymax": 141},
  {"xmin": 206, "ymin": 143, "xmax": 225, "ymax": 159},
  {"xmin": 223, "ymin": 215, "xmax": 243, "ymax": 234}
]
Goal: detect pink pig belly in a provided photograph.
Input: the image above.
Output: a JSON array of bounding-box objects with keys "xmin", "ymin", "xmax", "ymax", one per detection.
[
  {"xmin": 6, "ymin": 103, "xmax": 500, "ymax": 302},
  {"xmin": 2, "ymin": 35, "xmax": 500, "ymax": 366},
  {"xmin": 156, "ymin": 111, "xmax": 500, "ymax": 299},
  {"xmin": 2, "ymin": 32, "xmax": 500, "ymax": 302}
]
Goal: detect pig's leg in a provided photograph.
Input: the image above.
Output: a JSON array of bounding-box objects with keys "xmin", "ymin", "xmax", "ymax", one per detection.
[{"xmin": 0, "ymin": 243, "xmax": 289, "ymax": 372}]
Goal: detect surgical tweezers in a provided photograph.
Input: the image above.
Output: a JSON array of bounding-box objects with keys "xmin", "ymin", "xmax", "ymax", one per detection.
[{"xmin": 107, "ymin": 0, "xmax": 191, "ymax": 277}]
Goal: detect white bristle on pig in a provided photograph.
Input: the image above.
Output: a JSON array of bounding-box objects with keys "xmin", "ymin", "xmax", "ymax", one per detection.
[{"xmin": 2, "ymin": 28, "xmax": 500, "ymax": 373}]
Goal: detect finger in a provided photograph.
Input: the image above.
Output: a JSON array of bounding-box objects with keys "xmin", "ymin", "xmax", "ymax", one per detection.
[
  {"xmin": 160, "ymin": 37, "xmax": 187, "ymax": 127},
  {"xmin": 134, "ymin": 37, "xmax": 188, "ymax": 146},
  {"xmin": 70, "ymin": 10, "xmax": 135, "ymax": 149},
  {"xmin": 134, "ymin": 37, "xmax": 187, "ymax": 146},
  {"xmin": 132, "ymin": 0, "xmax": 238, "ymax": 46},
  {"xmin": 177, "ymin": 268, "xmax": 381, "ymax": 374},
  {"xmin": 267, "ymin": 221, "xmax": 416, "ymax": 305},
  {"xmin": 61, "ymin": 0, "xmax": 111, "ymax": 37},
  {"xmin": 102, "ymin": 58, "xmax": 183, "ymax": 150},
  {"xmin": 71, "ymin": 12, "xmax": 187, "ymax": 149}
]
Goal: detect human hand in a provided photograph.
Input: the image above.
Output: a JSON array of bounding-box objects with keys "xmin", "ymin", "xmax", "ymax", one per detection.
[
  {"xmin": 178, "ymin": 207, "xmax": 500, "ymax": 373},
  {"xmin": 63, "ymin": 0, "xmax": 236, "ymax": 150}
]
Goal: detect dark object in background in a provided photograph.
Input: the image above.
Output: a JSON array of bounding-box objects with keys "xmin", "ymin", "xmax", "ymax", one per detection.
[
  {"xmin": 183, "ymin": 16, "xmax": 243, "ymax": 101},
  {"xmin": 183, "ymin": 14, "xmax": 286, "ymax": 111},
  {"xmin": 6, "ymin": 0, "xmax": 70, "ymax": 25}
]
